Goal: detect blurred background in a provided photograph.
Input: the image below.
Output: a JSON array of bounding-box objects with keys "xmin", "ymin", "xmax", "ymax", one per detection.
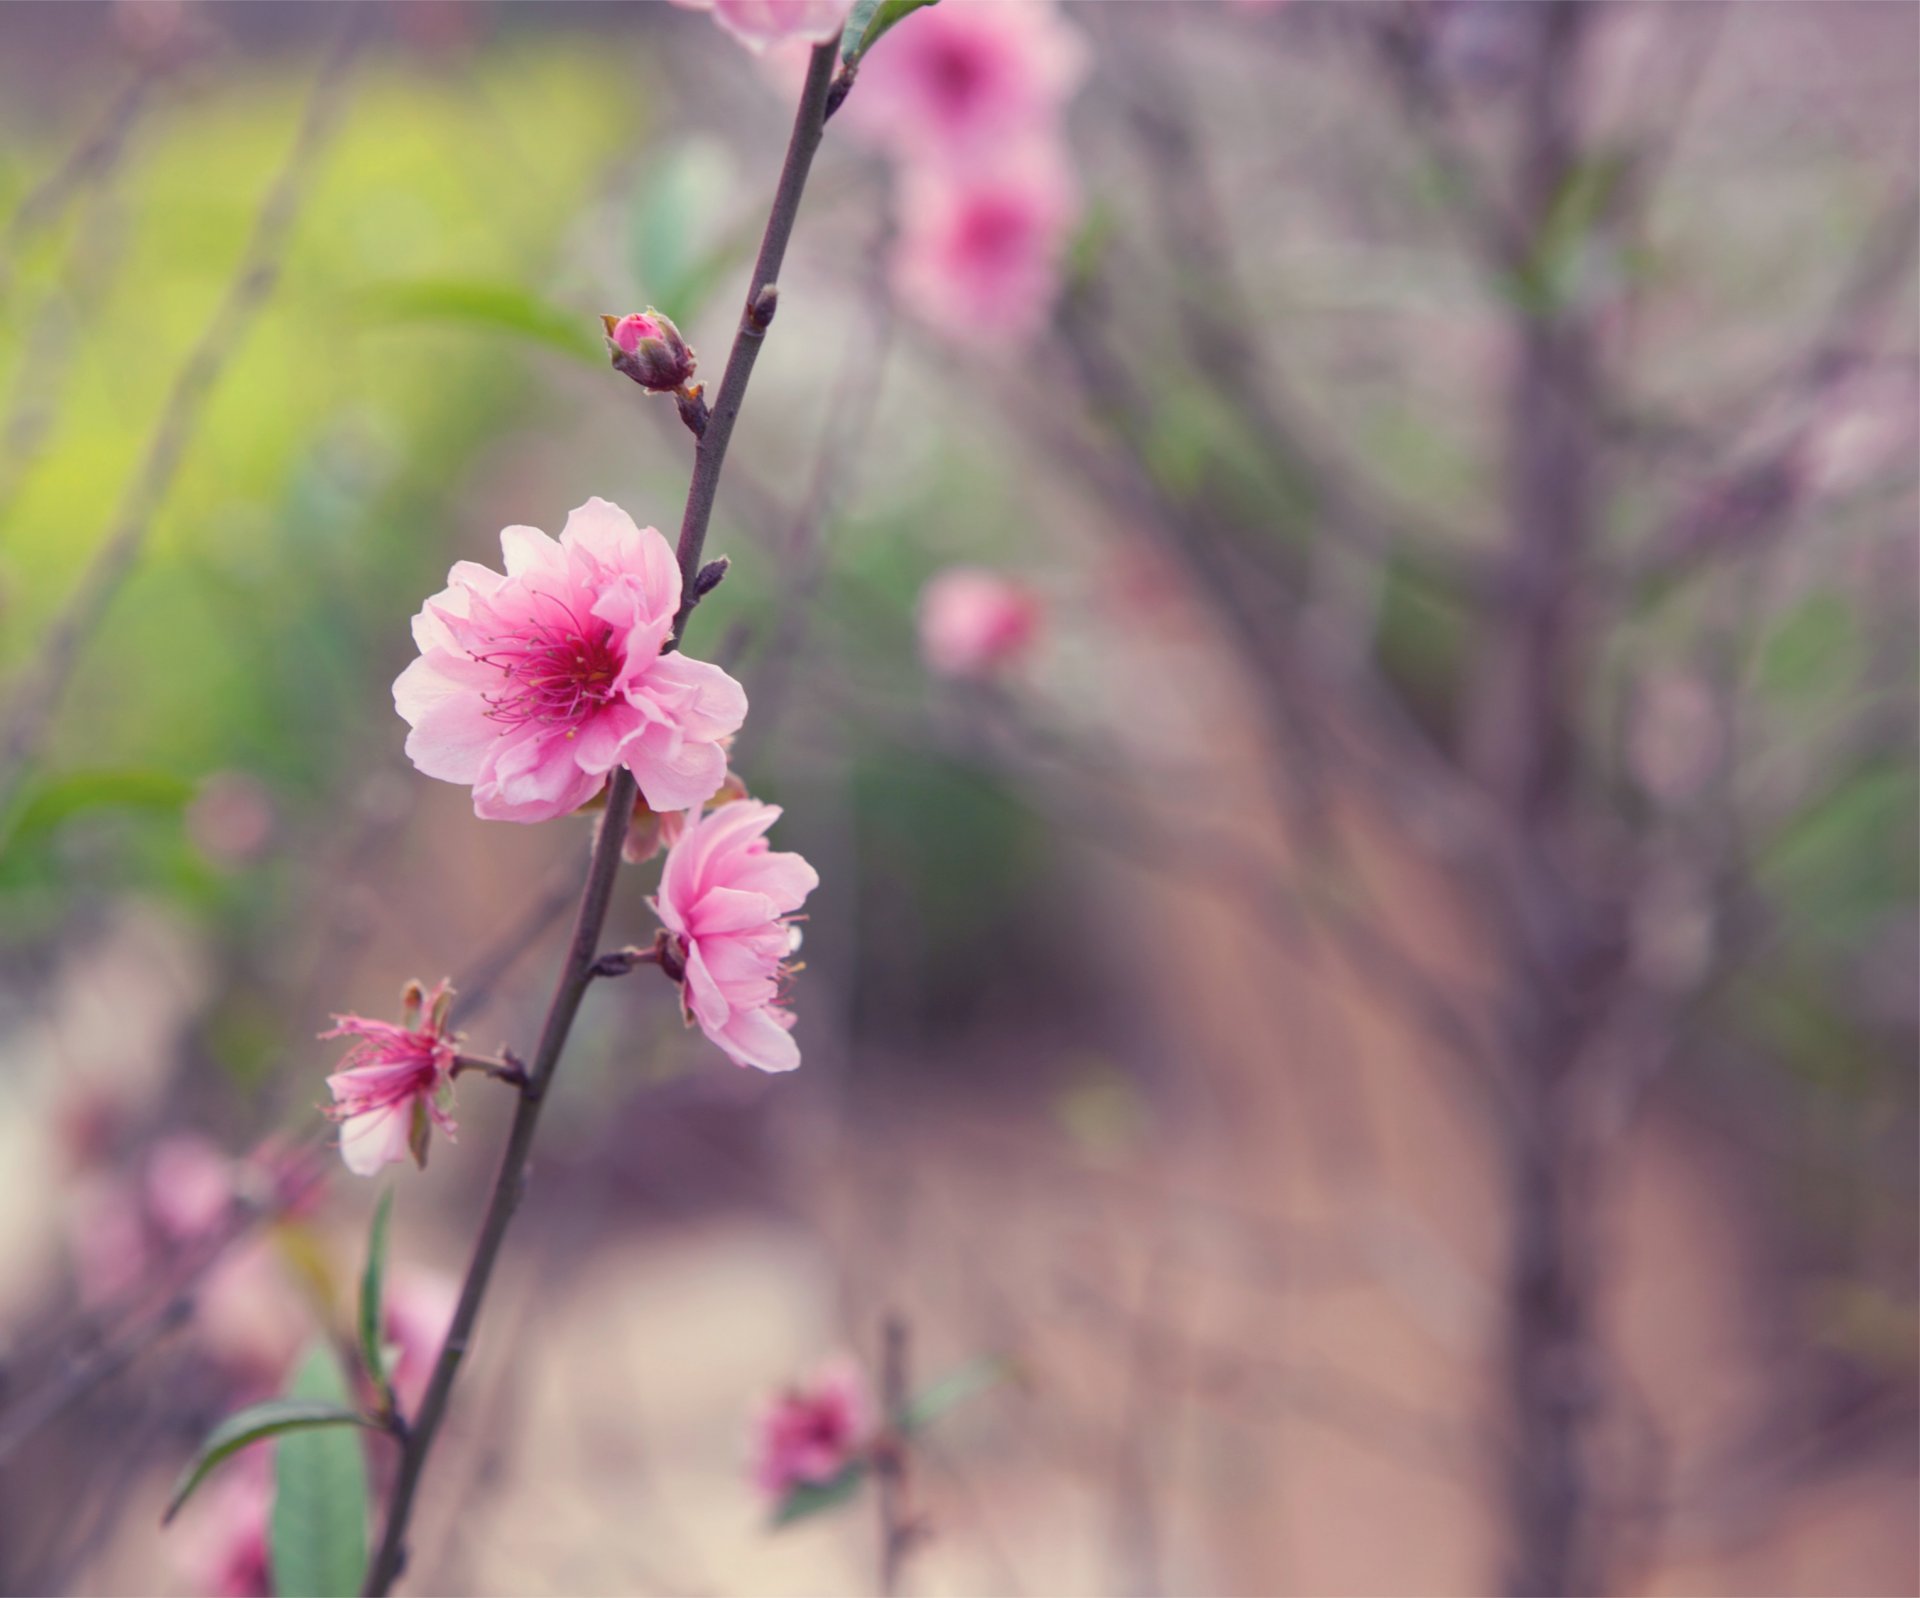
[{"xmin": 0, "ymin": 2, "xmax": 1914, "ymax": 1594}]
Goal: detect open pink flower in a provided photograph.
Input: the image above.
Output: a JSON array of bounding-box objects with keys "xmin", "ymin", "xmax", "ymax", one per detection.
[
  {"xmin": 321, "ymin": 983, "xmax": 459, "ymax": 1176},
  {"xmin": 394, "ymin": 498, "xmax": 747, "ymax": 823},
  {"xmin": 670, "ymin": 0, "xmax": 851, "ymax": 52},
  {"xmin": 918, "ymin": 566, "xmax": 1042, "ymax": 678},
  {"xmin": 752, "ymin": 1358, "xmax": 872, "ymax": 1498},
  {"xmin": 842, "ymin": 0, "xmax": 1088, "ymax": 161},
  {"xmin": 891, "ymin": 146, "xmax": 1079, "ymax": 346},
  {"xmin": 653, "ymin": 799, "xmax": 818, "ymax": 1074}
]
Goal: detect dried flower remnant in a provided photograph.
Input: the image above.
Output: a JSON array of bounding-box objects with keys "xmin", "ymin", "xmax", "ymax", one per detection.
[
  {"xmin": 393, "ymin": 498, "xmax": 747, "ymax": 822},
  {"xmin": 917, "ymin": 565, "xmax": 1042, "ymax": 678},
  {"xmin": 753, "ymin": 1358, "xmax": 872, "ymax": 1498},
  {"xmin": 669, "ymin": 0, "xmax": 852, "ymax": 52},
  {"xmin": 652, "ymin": 798, "xmax": 819, "ymax": 1073},
  {"xmin": 322, "ymin": 980, "xmax": 460, "ymax": 1176}
]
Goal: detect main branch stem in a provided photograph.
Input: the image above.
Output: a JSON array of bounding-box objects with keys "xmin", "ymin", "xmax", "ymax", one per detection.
[{"xmin": 361, "ymin": 38, "xmax": 839, "ymax": 1594}]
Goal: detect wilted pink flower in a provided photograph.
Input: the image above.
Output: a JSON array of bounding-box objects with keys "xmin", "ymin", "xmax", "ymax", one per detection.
[
  {"xmin": 146, "ymin": 1134, "xmax": 237, "ymax": 1245},
  {"xmin": 918, "ymin": 566, "xmax": 1042, "ymax": 678},
  {"xmin": 170, "ymin": 1449, "xmax": 272, "ymax": 1598},
  {"xmin": 383, "ymin": 1268, "xmax": 460, "ymax": 1415},
  {"xmin": 321, "ymin": 982, "xmax": 459, "ymax": 1176},
  {"xmin": 394, "ymin": 498, "xmax": 747, "ymax": 823},
  {"xmin": 670, "ymin": 0, "xmax": 851, "ymax": 52},
  {"xmin": 752, "ymin": 1358, "xmax": 872, "ymax": 1498},
  {"xmin": 890, "ymin": 147, "xmax": 1079, "ymax": 346},
  {"xmin": 653, "ymin": 799, "xmax": 818, "ymax": 1074},
  {"xmin": 842, "ymin": 0, "xmax": 1087, "ymax": 161}
]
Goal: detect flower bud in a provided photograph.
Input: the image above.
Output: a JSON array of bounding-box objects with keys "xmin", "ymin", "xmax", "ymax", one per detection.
[{"xmin": 603, "ymin": 309, "xmax": 696, "ymax": 394}]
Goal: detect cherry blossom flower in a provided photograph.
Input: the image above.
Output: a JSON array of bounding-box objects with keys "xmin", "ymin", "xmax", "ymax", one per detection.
[
  {"xmin": 652, "ymin": 799, "xmax": 818, "ymax": 1074},
  {"xmin": 918, "ymin": 566, "xmax": 1043, "ymax": 678},
  {"xmin": 670, "ymin": 0, "xmax": 851, "ymax": 53},
  {"xmin": 321, "ymin": 982, "xmax": 460, "ymax": 1176},
  {"xmin": 890, "ymin": 145, "xmax": 1080, "ymax": 346},
  {"xmin": 383, "ymin": 1268, "xmax": 460, "ymax": 1414},
  {"xmin": 394, "ymin": 498, "xmax": 747, "ymax": 823},
  {"xmin": 752, "ymin": 1358, "xmax": 872, "ymax": 1498},
  {"xmin": 841, "ymin": 0, "xmax": 1087, "ymax": 162}
]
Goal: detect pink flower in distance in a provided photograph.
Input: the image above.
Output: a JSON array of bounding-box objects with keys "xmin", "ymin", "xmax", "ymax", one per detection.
[
  {"xmin": 383, "ymin": 1267, "xmax": 460, "ymax": 1415},
  {"xmin": 170, "ymin": 1450, "xmax": 272, "ymax": 1598},
  {"xmin": 653, "ymin": 799, "xmax": 818, "ymax": 1074},
  {"xmin": 670, "ymin": 0, "xmax": 852, "ymax": 52},
  {"xmin": 843, "ymin": 0, "xmax": 1088, "ymax": 161},
  {"xmin": 321, "ymin": 982, "xmax": 459, "ymax": 1176},
  {"xmin": 918, "ymin": 566, "xmax": 1042, "ymax": 679},
  {"xmin": 394, "ymin": 498, "xmax": 747, "ymax": 823},
  {"xmin": 145, "ymin": 1134, "xmax": 237, "ymax": 1245},
  {"xmin": 753, "ymin": 1358, "xmax": 872, "ymax": 1498},
  {"xmin": 891, "ymin": 146, "xmax": 1079, "ymax": 346}
]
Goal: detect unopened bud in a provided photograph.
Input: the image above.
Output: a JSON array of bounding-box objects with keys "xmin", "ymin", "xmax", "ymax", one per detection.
[{"xmin": 603, "ymin": 308, "xmax": 696, "ymax": 394}]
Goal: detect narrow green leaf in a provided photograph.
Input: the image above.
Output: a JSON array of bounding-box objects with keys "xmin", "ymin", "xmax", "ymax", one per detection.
[
  {"xmin": 902, "ymin": 1354, "xmax": 1012, "ymax": 1433},
  {"xmin": 163, "ymin": 1400, "xmax": 372, "ymax": 1525},
  {"xmin": 271, "ymin": 1345, "xmax": 370, "ymax": 1598},
  {"xmin": 357, "ymin": 1189, "xmax": 394, "ymax": 1392},
  {"xmin": 354, "ymin": 278, "xmax": 600, "ymax": 364},
  {"xmin": 771, "ymin": 1462, "xmax": 867, "ymax": 1529},
  {"xmin": 844, "ymin": 0, "xmax": 939, "ymax": 66}
]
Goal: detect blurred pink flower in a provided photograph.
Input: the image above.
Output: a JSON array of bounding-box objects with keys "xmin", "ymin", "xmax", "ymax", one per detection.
[
  {"xmin": 169, "ymin": 1449, "xmax": 272, "ymax": 1598},
  {"xmin": 185, "ymin": 772, "xmax": 276, "ymax": 868},
  {"xmin": 752, "ymin": 1358, "xmax": 872, "ymax": 1498},
  {"xmin": 890, "ymin": 147, "xmax": 1079, "ymax": 346},
  {"xmin": 66, "ymin": 1175, "xmax": 149, "ymax": 1305},
  {"xmin": 383, "ymin": 1267, "xmax": 460, "ymax": 1415},
  {"xmin": 917, "ymin": 566, "xmax": 1042, "ymax": 678},
  {"xmin": 394, "ymin": 498, "xmax": 747, "ymax": 823},
  {"xmin": 145, "ymin": 1134, "xmax": 237, "ymax": 1245},
  {"xmin": 653, "ymin": 799, "xmax": 818, "ymax": 1074},
  {"xmin": 321, "ymin": 983, "xmax": 459, "ymax": 1176},
  {"xmin": 842, "ymin": 0, "xmax": 1087, "ymax": 161},
  {"xmin": 670, "ymin": 0, "xmax": 851, "ymax": 52},
  {"xmin": 197, "ymin": 1239, "xmax": 310, "ymax": 1387}
]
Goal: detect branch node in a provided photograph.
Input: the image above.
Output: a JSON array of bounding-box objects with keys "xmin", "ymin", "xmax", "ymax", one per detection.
[{"xmin": 748, "ymin": 283, "xmax": 779, "ymax": 333}]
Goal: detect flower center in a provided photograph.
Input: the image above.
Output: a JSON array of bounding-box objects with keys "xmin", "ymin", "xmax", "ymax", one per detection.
[{"xmin": 475, "ymin": 596, "xmax": 624, "ymax": 728}]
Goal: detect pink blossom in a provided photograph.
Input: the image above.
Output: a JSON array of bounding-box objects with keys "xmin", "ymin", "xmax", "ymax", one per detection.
[
  {"xmin": 890, "ymin": 146, "xmax": 1079, "ymax": 346},
  {"xmin": 66, "ymin": 1175, "xmax": 149, "ymax": 1305},
  {"xmin": 321, "ymin": 982, "xmax": 459, "ymax": 1176},
  {"xmin": 752, "ymin": 1358, "xmax": 872, "ymax": 1498},
  {"xmin": 669, "ymin": 0, "xmax": 852, "ymax": 52},
  {"xmin": 145, "ymin": 1134, "xmax": 236, "ymax": 1245},
  {"xmin": 169, "ymin": 1450, "xmax": 272, "ymax": 1598},
  {"xmin": 652, "ymin": 799, "xmax": 818, "ymax": 1074},
  {"xmin": 394, "ymin": 498, "xmax": 747, "ymax": 823},
  {"xmin": 918, "ymin": 566, "xmax": 1042, "ymax": 678},
  {"xmin": 842, "ymin": 0, "xmax": 1088, "ymax": 161},
  {"xmin": 383, "ymin": 1268, "xmax": 460, "ymax": 1415}
]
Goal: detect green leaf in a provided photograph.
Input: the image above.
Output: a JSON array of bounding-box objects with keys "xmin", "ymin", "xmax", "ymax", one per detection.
[
  {"xmin": 0, "ymin": 767, "xmax": 196, "ymax": 854},
  {"xmin": 357, "ymin": 1189, "xmax": 394, "ymax": 1393},
  {"xmin": 771, "ymin": 1461, "xmax": 867, "ymax": 1529},
  {"xmin": 271, "ymin": 1344, "xmax": 371, "ymax": 1598},
  {"xmin": 163, "ymin": 1399, "xmax": 373, "ymax": 1524},
  {"xmin": 842, "ymin": 0, "xmax": 939, "ymax": 66},
  {"xmin": 354, "ymin": 278, "xmax": 600, "ymax": 364},
  {"xmin": 902, "ymin": 1355, "xmax": 1012, "ymax": 1433}
]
